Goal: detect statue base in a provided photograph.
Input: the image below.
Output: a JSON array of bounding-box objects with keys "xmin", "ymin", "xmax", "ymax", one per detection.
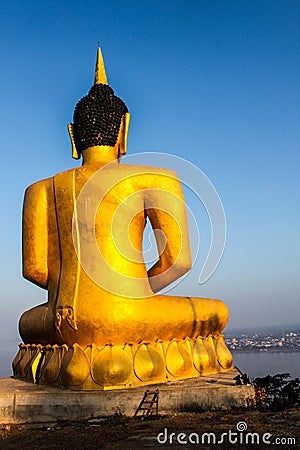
[
  {"xmin": 12, "ymin": 335, "xmax": 233, "ymax": 390},
  {"xmin": 0, "ymin": 370, "xmax": 255, "ymax": 424}
]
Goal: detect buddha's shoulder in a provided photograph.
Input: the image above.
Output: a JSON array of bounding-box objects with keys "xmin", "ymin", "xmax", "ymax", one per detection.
[
  {"xmin": 100, "ymin": 164, "xmax": 181, "ymax": 192},
  {"xmin": 24, "ymin": 168, "xmax": 76, "ymax": 194},
  {"xmin": 24, "ymin": 175, "xmax": 53, "ymax": 196},
  {"xmin": 116, "ymin": 164, "xmax": 179, "ymax": 181}
]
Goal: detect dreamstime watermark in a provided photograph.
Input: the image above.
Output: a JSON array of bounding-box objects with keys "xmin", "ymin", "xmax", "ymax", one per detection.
[
  {"xmin": 72, "ymin": 152, "xmax": 226, "ymax": 296},
  {"xmin": 157, "ymin": 421, "xmax": 296, "ymax": 446}
]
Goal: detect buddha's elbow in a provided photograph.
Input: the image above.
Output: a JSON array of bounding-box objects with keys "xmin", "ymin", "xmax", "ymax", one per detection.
[
  {"xmin": 173, "ymin": 259, "xmax": 192, "ymax": 277},
  {"xmin": 23, "ymin": 265, "xmax": 48, "ymax": 289}
]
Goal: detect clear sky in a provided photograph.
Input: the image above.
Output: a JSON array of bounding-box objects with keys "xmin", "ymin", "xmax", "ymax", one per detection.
[{"xmin": 0, "ymin": 0, "xmax": 299, "ymax": 342}]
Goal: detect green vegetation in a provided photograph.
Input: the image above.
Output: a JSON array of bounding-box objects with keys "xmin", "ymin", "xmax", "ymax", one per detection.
[{"xmin": 253, "ymin": 373, "xmax": 300, "ymax": 411}]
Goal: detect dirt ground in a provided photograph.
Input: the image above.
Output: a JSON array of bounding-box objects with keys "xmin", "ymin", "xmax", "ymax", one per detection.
[{"xmin": 0, "ymin": 408, "xmax": 299, "ymax": 450}]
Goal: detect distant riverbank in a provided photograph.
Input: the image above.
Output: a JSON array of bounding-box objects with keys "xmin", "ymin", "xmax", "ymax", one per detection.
[{"xmin": 230, "ymin": 348, "xmax": 300, "ymax": 353}]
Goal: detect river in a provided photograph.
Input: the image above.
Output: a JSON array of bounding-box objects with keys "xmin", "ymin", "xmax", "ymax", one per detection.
[{"xmin": 232, "ymin": 351, "xmax": 300, "ymax": 379}]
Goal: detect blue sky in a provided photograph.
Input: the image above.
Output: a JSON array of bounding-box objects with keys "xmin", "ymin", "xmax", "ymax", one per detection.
[{"xmin": 0, "ymin": 0, "xmax": 299, "ymax": 342}]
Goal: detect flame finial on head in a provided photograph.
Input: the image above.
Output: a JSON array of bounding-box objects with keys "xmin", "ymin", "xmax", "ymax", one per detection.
[{"xmin": 94, "ymin": 45, "xmax": 108, "ymax": 85}]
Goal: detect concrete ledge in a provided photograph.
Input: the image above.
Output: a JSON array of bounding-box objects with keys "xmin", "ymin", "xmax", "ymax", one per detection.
[{"xmin": 0, "ymin": 369, "xmax": 255, "ymax": 424}]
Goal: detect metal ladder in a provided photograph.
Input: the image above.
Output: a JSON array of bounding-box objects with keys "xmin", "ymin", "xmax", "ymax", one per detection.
[{"xmin": 134, "ymin": 389, "xmax": 159, "ymax": 418}]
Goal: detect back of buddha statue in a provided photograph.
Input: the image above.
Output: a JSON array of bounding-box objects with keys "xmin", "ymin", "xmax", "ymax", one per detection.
[
  {"xmin": 53, "ymin": 161, "xmax": 189, "ymax": 306},
  {"xmin": 16, "ymin": 48, "xmax": 233, "ymax": 379}
]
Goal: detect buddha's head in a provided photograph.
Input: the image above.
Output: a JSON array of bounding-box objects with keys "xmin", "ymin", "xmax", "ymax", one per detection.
[{"xmin": 68, "ymin": 47, "xmax": 130, "ymax": 160}]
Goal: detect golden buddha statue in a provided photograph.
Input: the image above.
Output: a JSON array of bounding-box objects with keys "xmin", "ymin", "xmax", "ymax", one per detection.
[{"xmin": 13, "ymin": 48, "xmax": 233, "ymax": 390}]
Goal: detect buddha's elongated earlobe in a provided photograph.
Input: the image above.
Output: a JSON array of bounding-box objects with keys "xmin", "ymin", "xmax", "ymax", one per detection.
[
  {"xmin": 68, "ymin": 123, "xmax": 80, "ymax": 159},
  {"xmin": 118, "ymin": 112, "xmax": 130, "ymax": 157}
]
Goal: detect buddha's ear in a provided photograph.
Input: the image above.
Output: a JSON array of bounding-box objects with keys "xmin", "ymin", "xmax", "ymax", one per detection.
[
  {"xmin": 118, "ymin": 112, "xmax": 130, "ymax": 157},
  {"xmin": 68, "ymin": 123, "xmax": 80, "ymax": 160}
]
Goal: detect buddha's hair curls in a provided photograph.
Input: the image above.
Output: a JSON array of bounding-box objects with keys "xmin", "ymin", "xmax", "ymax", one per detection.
[{"xmin": 73, "ymin": 83, "xmax": 128, "ymax": 153}]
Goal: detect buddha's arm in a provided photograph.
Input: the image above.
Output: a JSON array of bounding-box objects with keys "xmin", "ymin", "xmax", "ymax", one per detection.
[
  {"xmin": 145, "ymin": 171, "xmax": 192, "ymax": 293},
  {"xmin": 22, "ymin": 179, "xmax": 50, "ymax": 289}
]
